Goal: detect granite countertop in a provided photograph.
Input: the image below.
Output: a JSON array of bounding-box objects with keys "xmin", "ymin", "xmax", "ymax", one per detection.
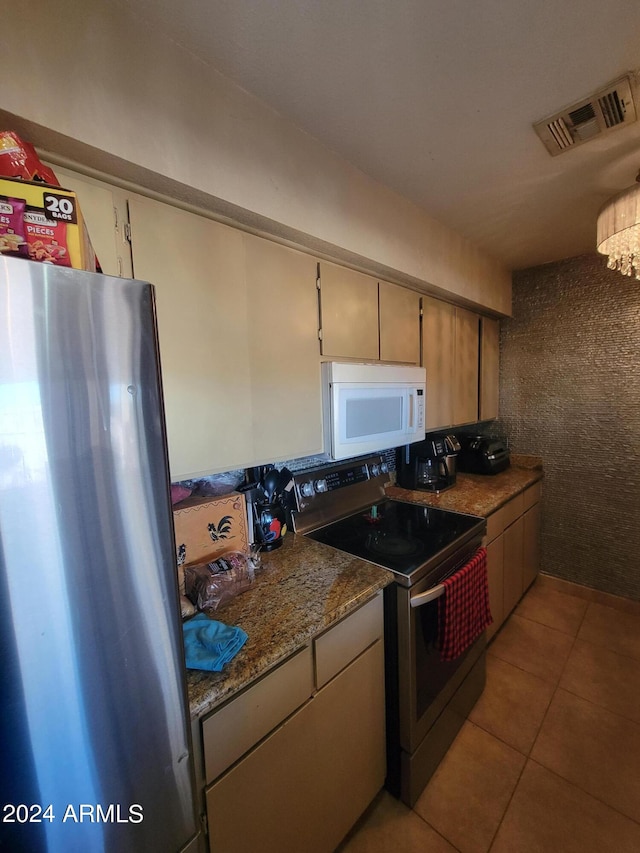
[
  {"xmin": 386, "ymin": 455, "xmax": 543, "ymax": 518},
  {"xmin": 186, "ymin": 456, "xmax": 542, "ymax": 720},
  {"xmin": 186, "ymin": 533, "xmax": 393, "ymax": 719}
]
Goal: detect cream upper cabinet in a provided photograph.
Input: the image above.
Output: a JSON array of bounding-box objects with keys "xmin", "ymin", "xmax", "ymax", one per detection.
[
  {"xmin": 128, "ymin": 194, "xmax": 253, "ymax": 480},
  {"xmin": 242, "ymin": 234, "xmax": 322, "ymax": 464},
  {"xmin": 128, "ymin": 196, "xmax": 322, "ymax": 478},
  {"xmin": 423, "ymin": 299, "xmax": 484, "ymax": 429},
  {"xmin": 453, "ymin": 306, "xmax": 480, "ymax": 426},
  {"xmin": 318, "ymin": 263, "xmax": 421, "ymax": 363},
  {"xmin": 479, "ymin": 316, "xmax": 500, "ymax": 421},
  {"xmin": 379, "ymin": 280, "xmax": 421, "ymax": 364},
  {"xmin": 318, "ymin": 262, "xmax": 379, "ymax": 360},
  {"xmin": 47, "ymin": 164, "xmax": 132, "ymax": 278},
  {"xmin": 422, "ymin": 296, "xmax": 455, "ymax": 429}
]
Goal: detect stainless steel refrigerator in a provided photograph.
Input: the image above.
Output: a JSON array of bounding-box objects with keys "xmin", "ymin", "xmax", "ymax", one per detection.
[{"xmin": 0, "ymin": 256, "xmax": 200, "ymax": 853}]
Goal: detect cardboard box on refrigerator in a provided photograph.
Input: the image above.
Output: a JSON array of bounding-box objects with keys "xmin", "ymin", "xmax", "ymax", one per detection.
[
  {"xmin": 173, "ymin": 492, "xmax": 250, "ymax": 594},
  {"xmin": 0, "ymin": 177, "xmax": 96, "ymax": 271}
]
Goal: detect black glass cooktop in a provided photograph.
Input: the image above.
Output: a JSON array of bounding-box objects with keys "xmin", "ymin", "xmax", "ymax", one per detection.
[{"xmin": 307, "ymin": 499, "xmax": 485, "ymax": 581}]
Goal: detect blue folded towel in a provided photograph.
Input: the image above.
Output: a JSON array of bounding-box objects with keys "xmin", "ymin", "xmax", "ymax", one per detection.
[{"xmin": 183, "ymin": 613, "xmax": 248, "ymax": 672}]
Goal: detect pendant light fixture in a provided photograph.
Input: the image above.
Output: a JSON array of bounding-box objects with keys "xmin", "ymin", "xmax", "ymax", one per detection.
[{"xmin": 596, "ymin": 170, "xmax": 640, "ymax": 279}]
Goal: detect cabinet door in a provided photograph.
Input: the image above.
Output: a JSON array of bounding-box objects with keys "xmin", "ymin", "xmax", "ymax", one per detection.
[
  {"xmin": 479, "ymin": 316, "xmax": 500, "ymax": 421},
  {"xmin": 486, "ymin": 535, "xmax": 504, "ymax": 641},
  {"xmin": 379, "ymin": 280, "xmax": 421, "ymax": 364},
  {"xmin": 422, "ymin": 296, "xmax": 455, "ymax": 429},
  {"xmin": 454, "ymin": 307, "xmax": 480, "ymax": 426},
  {"xmin": 523, "ymin": 502, "xmax": 541, "ymax": 591},
  {"xmin": 502, "ymin": 517, "xmax": 524, "ymax": 617},
  {"xmin": 48, "ymin": 164, "xmax": 131, "ymax": 278},
  {"xmin": 318, "ymin": 262, "xmax": 379, "ymax": 359},
  {"xmin": 128, "ymin": 195, "xmax": 252, "ymax": 479},
  {"xmin": 243, "ymin": 235, "xmax": 322, "ymax": 463},
  {"xmin": 205, "ymin": 641, "xmax": 385, "ymax": 853}
]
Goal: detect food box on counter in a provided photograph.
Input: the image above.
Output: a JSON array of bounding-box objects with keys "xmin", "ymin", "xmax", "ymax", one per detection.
[
  {"xmin": 0, "ymin": 177, "xmax": 96, "ymax": 271},
  {"xmin": 173, "ymin": 492, "xmax": 250, "ymax": 594}
]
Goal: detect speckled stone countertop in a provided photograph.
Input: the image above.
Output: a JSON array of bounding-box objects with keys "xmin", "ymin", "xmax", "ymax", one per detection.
[
  {"xmin": 185, "ymin": 533, "xmax": 393, "ymax": 720},
  {"xmin": 186, "ymin": 458, "xmax": 542, "ymax": 720},
  {"xmin": 386, "ymin": 458, "xmax": 543, "ymax": 518}
]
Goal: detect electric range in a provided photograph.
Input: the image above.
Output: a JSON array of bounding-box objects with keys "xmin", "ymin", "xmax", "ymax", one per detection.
[{"xmin": 291, "ymin": 453, "xmax": 488, "ymax": 807}]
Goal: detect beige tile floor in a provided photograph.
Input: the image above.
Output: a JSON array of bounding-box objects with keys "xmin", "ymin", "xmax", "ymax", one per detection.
[{"xmin": 339, "ymin": 574, "xmax": 640, "ymax": 853}]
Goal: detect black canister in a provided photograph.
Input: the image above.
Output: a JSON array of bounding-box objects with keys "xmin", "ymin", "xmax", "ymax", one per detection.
[{"xmin": 254, "ymin": 501, "xmax": 287, "ymax": 551}]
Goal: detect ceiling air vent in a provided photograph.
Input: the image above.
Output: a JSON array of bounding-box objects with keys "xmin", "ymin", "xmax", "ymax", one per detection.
[{"xmin": 534, "ymin": 75, "xmax": 637, "ymax": 156}]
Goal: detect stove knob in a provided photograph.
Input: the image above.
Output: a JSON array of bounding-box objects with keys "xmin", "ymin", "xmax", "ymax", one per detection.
[
  {"xmin": 314, "ymin": 479, "xmax": 328, "ymax": 493},
  {"xmin": 369, "ymin": 463, "xmax": 380, "ymax": 476},
  {"xmin": 299, "ymin": 481, "xmax": 315, "ymax": 498},
  {"xmin": 380, "ymin": 462, "xmax": 389, "ymax": 474}
]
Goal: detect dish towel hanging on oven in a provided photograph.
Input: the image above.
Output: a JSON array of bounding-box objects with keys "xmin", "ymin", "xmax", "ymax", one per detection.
[{"xmin": 438, "ymin": 546, "xmax": 492, "ymax": 661}]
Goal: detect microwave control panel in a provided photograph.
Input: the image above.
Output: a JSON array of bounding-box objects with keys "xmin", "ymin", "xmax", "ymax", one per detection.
[{"xmin": 415, "ymin": 388, "xmax": 425, "ymax": 430}]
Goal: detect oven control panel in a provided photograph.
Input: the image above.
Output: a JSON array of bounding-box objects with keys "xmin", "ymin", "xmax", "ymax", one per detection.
[
  {"xmin": 291, "ymin": 456, "xmax": 389, "ymax": 533},
  {"xmin": 297, "ymin": 460, "xmax": 388, "ymax": 498}
]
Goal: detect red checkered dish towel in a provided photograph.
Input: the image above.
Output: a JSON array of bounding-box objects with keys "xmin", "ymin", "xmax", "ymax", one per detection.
[{"xmin": 438, "ymin": 546, "xmax": 492, "ymax": 662}]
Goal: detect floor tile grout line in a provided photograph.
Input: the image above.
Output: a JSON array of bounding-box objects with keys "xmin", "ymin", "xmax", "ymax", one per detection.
[
  {"xmin": 514, "ymin": 597, "xmax": 640, "ymax": 832},
  {"xmin": 486, "ymin": 646, "xmax": 563, "ymax": 688},
  {"xmin": 482, "ymin": 581, "xmax": 580, "ymax": 850},
  {"xmin": 414, "ymin": 583, "xmax": 638, "ymax": 851},
  {"xmin": 485, "ymin": 597, "xmax": 569, "ymax": 852},
  {"xmin": 536, "ymin": 576, "xmax": 640, "ymax": 615},
  {"xmin": 510, "ymin": 608, "xmax": 588, "ymax": 638},
  {"xmin": 486, "ymin": 760, "xmax": 528, "ymax": 853},
  {"xmin": 524, "ymin": 756, "xmax": 640, "ymax": 831},
  {"xmin": 411, "ymin": 810, "xmax": 465, "ymax": 853},
  {"xmin": 551, "ymin": 682, "xmax": 640, "ymax": 730},
  {"xmin": 572, "ymin": 633, "xmax": 640, "ymax": 667}
]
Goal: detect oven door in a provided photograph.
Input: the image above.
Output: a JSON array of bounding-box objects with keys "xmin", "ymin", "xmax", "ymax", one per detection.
[
  {"xmin": 389, "ymin": 536, "xmax": 486, "ymax": 756},
  {"xmin": 326, "ymin": 382, "xmax": 425, "ymax": 460}
]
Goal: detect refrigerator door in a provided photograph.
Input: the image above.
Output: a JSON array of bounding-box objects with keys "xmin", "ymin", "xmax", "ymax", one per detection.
[{"xmin": 0, "ymin": 257, "xmax": 198, "ymax": 852}]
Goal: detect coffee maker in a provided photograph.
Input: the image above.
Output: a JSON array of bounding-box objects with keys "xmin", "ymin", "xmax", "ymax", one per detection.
[{"xmin": 395, "ymin": 434, "xmax": 460, "ymax": 493}]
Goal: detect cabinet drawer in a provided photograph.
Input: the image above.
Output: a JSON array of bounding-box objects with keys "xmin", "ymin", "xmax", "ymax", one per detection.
[
  {"xmin": 202, "ymin": 644, "xmax": 313, "ymax": 783},
  {"xmin": 523, "ymin": 481, "xmax": 542, "ymax": 511},
  {"xmin": 502, "ymin": 493, "xmax": 524, "ymax": 528},
  {"xmin": 485, "ymin": 506, "xmax": 506, "ymax": 544},
  {"xmin": 205, "ymin": 640, "xmax": 385, "ymax": 853},
  {"xmin": 315, "ymin": 593, "xmax": 383, "ymax": 689}
]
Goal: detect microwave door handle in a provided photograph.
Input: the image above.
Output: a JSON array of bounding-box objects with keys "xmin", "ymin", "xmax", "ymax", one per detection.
[
  {"xmin": 410, "ymin": 583, "xmax": 445, "ymax": 608},
  {"xmin": 408, "ymin": 391, "xmax": 415, "ymax": 430}
]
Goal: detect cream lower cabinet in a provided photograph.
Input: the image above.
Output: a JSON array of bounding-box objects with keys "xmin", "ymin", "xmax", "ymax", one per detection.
[
  {"xmin": 484, "ymin": 481, "xmax": 542, "ymax": 638},
  {"xmin": 202, "ymin": 594, "xmax": 386, "ymax": 853},
  {"xmin": 503, "ymin": 513, "xmax": 525, "ymax": 616},
  {"xmin": 523, "ymin": 498, "xmax": 542, "ymax": 590},
  {"xmin": 485, "ymin": 534, "xmax": 504, "ymax": 642}
]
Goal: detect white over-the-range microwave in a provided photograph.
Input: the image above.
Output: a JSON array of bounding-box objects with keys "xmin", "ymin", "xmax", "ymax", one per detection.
[{"xmin": 322, "ymin": 361, "xmax": 426, "ymax": 460}]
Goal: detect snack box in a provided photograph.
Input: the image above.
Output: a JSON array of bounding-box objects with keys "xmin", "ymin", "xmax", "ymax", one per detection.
[
  {"xmin": 173, "ymin": 493, "xmax": 250, "ymax": 594},
  {"xmin": 0, "ymin": 177, "xmax": 96, "ymax": 272}
]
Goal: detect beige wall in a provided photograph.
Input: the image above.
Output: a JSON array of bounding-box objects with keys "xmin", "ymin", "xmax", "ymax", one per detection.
[{"xmin": 1, "ymin": 0, "xmax": 510, "ymax": 314}]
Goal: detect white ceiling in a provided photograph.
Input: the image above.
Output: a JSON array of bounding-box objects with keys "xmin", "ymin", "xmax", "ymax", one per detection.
[{"xmin": 124, "ymin": 0, "xmax": 640, "ymax": 271}]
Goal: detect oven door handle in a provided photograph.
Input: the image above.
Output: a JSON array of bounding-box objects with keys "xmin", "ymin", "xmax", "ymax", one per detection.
[{"xmin": 410, "ymin": 583, "xmax": 445, "ymax": 608}]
